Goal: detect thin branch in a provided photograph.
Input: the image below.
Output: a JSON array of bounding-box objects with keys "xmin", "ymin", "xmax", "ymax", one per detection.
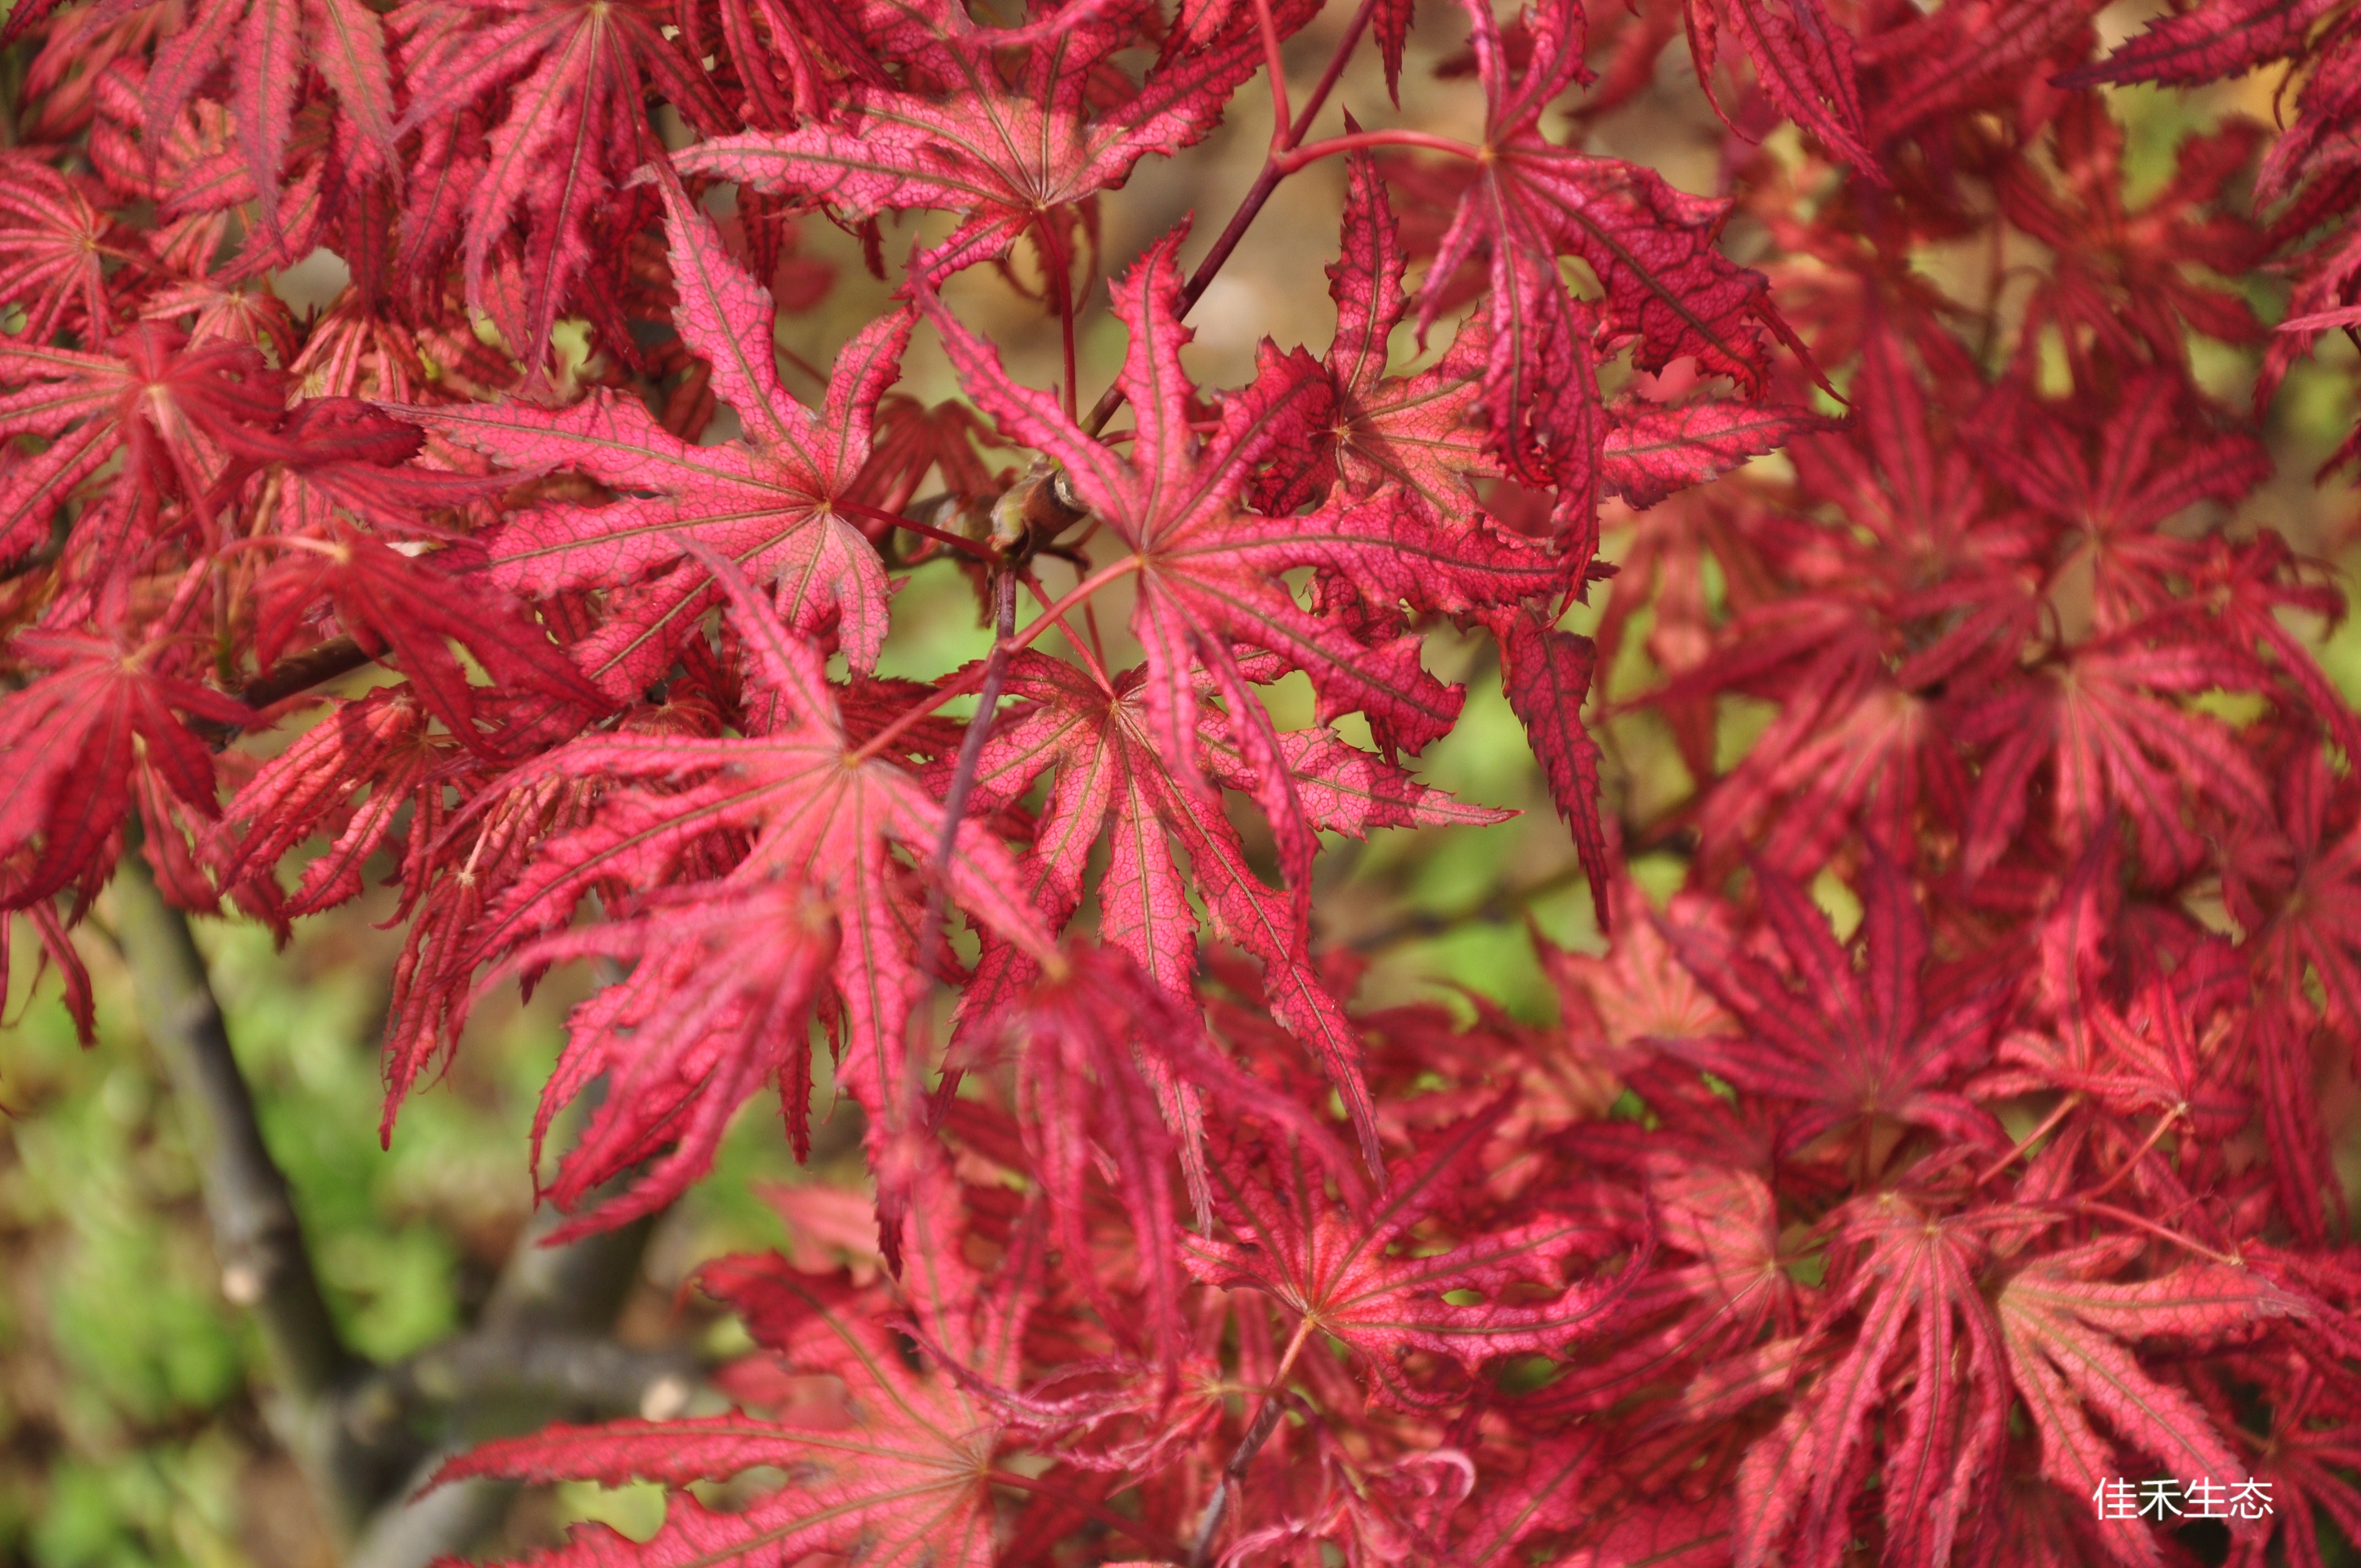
[
  {"xmin": 848, "ymin": 554, "xmax": 1141, "ymax": 765},
  {"xmin": 1189, "ymin": 1316, "xmax": 1315, "ymax": 1567},
  {"xmin": 1275, "ymin": 128, "xmax": 1483, "ymax": 173},
  {"xmin": 107, "ymin": 853, "xmax": 379, "ymax": 1535},
  {"xmin": 344, "ymin": 1099, "xmax": 674, "ymax": 1568},
  {"xmin": 1082, "ymin": 0, "xmax": 1379, "ymax": 435},
  {"xmin": 909, "ymin": 569, "xmax": 1020, "ymax": 1125}
]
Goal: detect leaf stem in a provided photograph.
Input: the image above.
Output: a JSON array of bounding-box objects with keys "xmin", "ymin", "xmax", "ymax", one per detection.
[
  {"xmin": 1081, "ymin": 0, "xmax": 1380, "ymax": 435},
  {"xmin": 1189, "ymin": 1314, "xmax": 1316, "ymax": 1567},
  {"xmin": 1275, "ymin": 129, "xmax": 1485, "ymax": 173},
  {"xmin": 847, "ymin": 555, "xmax": 1140, "ymax": 764},
  {"xmin": 1973, "ymin": 1092, "xmax": 2081, "ymax": 1186},
  {"xmin": 917, "ymin": 569, "xmax": 1019, "ymax": 979},
  {"xmin": 835, "ymin": 499, "xmax": 999, "ymax": 563},
  {"xmin": 1254, "ymin": 0, "xmax": 1291, "ymax": 156},
  {"xmin": 1021, "ymin": 567, "xmax": 1111, "ymax": 688},
  {"xmin": 2079, "ymin": 1106, "xmax": 2184, "ymax": 1204},
  {"xmin": 1040, "ymin": 214, "xmax": 1081, "ymax": 422},
  {"xmin": 2060, "ymin": 1199, "xmax": 2243, "ymax": 1267},
  {"xmin": 984, "ymin": 1469, "xmax": 1183, "ymax": 1559}
]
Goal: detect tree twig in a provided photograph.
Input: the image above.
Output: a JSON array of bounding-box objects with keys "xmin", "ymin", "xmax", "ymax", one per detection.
[{"xmin": 108, "ymin": 853, "xmax": 384, "ymax": 1534}]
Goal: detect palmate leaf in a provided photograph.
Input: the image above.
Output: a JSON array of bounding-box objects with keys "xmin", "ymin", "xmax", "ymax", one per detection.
[
  {"xmin": 395, "ymin": 167, "xmax": 909, "ymax": 700},
  {"xmin": 0, "ymin": 156, "xmax": 128, "ymax": 342},
  {"xmin": 1685, "ymin": 0, "xmax": 1877, "ymax": 176},
  {"xmin": 1997, "ymin": 1240, "xmax": 2302, "ymax": 1566},
  {"xmin": 452, "ymin": 542, "xmax": 1059, "ymax": 1188},
  {"xmin": 108, "ymin": 0, "xmax": 399, "ymax": 246},
  {"xmin": 0, "ymin": 627, "xmax": 257, "ymax": 909},
  {"xmin": 1656, "ymin": 852, "xmax": 2005, "ymax": 1161},
  {"xmin": 436, "ymin": 1155, "xmax": 1040, "ymax": 1567},
  {"xmin": 1735, "ymin": 1196, "xmax": 2006, "ymax": 1568},
  {"xmin": 919, "ymin": 226, "xmax": 1563, "ymax": 882},
  {"xmin": 1255, "ymin": 149, "xmax": 1499, "ymax": 524},
  {"xmin": 1183, "ymin": 1098, "xmax": 1639, "ymax": 1403},
  {"xmin": 675, "ymin": 0, "xmax": 1266, "ymax": 285},
  {"xmin": 1416, "ymin": 0, "xmax": 1782, "ymax": 557},
  {"xmin": 0, "ymin": 324, "xmax": 291, "ymax": 567},
  {"xmin": 392, "ymin": 0, "xmax": 730, "ymax": 359},
  {"xmin": 950, "ymin": 651, "xmax": 1508, "ymax": 1170},
  {"xmin": 495, "ymin": 876, "xmax": 840, "ymax": 1240},
  {"xmin": 1959, "ymin": 628, "xmax": 2278, "ymax": 883},
  {"xmin": 211, "ymin": 685, "xmax": 458, "ymax": 918}
]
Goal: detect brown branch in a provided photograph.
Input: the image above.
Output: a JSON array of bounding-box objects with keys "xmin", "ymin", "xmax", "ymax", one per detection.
[
  {"xmin": 344, "ymin": 1092, "xmax": 674, "ymax": 1568},
  {"xmin": 109, "ymin": 851, "xmax": 688, "ymax": 1565},
  {"xmin": 107, "ymin": 854, "xmax": 384, "ymax": 1534},
  {"xmin": 1081, "ymin": 0, "xmax": 1380, "ymax": 437}
]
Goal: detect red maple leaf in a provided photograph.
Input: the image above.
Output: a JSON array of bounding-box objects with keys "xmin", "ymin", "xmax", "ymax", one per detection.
[
  {"xmin": 1996, "ymin": 1239, "xmax": 2300, "ymax": 1565},
  {"xmin": 0, "ymin": 156, "xmax": 131, "ymax": 342},
  {"xmin": 676, "ymin": 2, "xmax": 1264, "ymax": 286},
  {"xmin": 391, "ymin": 0, "xmax": 729, "ymax": 357},
  {"xmin": 1734, "ymin": 1194, "xmax": 2005, "ymax": 1568},
  {"xmin": 459, "ymin": 541, "xmax": 1059, "ymax": 1174},
  {"xmin": 397, "ymin": 167, "xmax": 910, "ymax": 701},
  {"xmin": 1253, "ymin": 149, "xmax": 1499, "ymax": 525},
  {"xmin": 0, "ymin": 324, "xmax": 290, "ymax": 568},
  {"xmin": 1414, "ymin": 0, "xmax": 1780, "ymax": 548},
  {"xmin": 950, "ymin": 649, "xmax": 1508, "ymax": 1170},
  {"xmin": 1685, "ymin": 0, "xmax": 1876, "ymax": 175},
  {"xmin": 0, "ymin": 621, "xmax": 256, "ymax": 910},
  {"xmin": 429, "ymin": 1156, "xmax": 1099, "ymax": 1567},
  {"xmin": 210, "ymin": 685, "xmax": 458, "ymax": 917},
  {"xmin": 920, "ymin": 226, "xmax": 1562, "ymax": 883},
  {"xmin": 1959, "ymin": 628, "xmax": 2277, "ymax": 883},
  {"xmin": 1656, "ymin": 852, "xmax": 2005, "ymax": 1161},
  {"xmin": 1183, "ymin": 1098, "xmax": 1639, "ymax": 1404}
]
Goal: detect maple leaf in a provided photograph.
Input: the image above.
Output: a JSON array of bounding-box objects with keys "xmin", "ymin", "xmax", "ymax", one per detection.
[
  {"xmin": 113, "ymin": 0, "xmax": 399, "ymax": 249},
  {"xmin": 951, "ymin": 943, "xmax": 1189, "ymax": 1358},
  {"xmin": 1996, "ymin": 1240, "xmax": 2300, "ymax": 1564},
  {"xmin": 391, "ymin": 0, "xmax": 730, "ymax": 358},
  {"xmin": 1, "ymin": 324, "xmax": 290, "ymax": 567},
  {"xmin": 0, "ymin": 624, "xmax": 256, "ymax": 910},
  {"xmin": 0, "ymin": 156, "xmax": 130, "ymax": 342},
  {"xmin": 1734, "ymin": 1194, "xmax": 2006, "ymax": 1568},
  {"xmin": 434, "ymin": 1155, "xmax": 1064, "ymax": 1567},
  {"xmin": 1976, "ymin": 373, "xmax": 2271, "ymax": 635},
  {"xmin": 2061, "ymin": 0, "xmax": 2341, "ymax": 86},
  {"xmin": 496, "ymin": 876, "xmax": 839, "ymax": 1238},
  {"xmin": 1183, "ymin": 1098, "xmax": 1639, "ymax": 1403},
  {"xmin": 919, "ymin": 226, "xmax": 1562, "ymax": 868},
  {"xmin": 249, "ymin": 522, "xmax": 607, "ymax": 751},
  {"xmin": 2210, "ymin": 1358, "xmax": 2361, "ymax": 1568},
  {"xmin": 1415, "ymin": 0, "xmax": 1781, "ymax": 550},
  {"xmin": 394, "ymin": 168, "xmax": 910, "ymax": 701},
  {"xmin": 1996, "ymin": 100, "xmax": 2265, "ymax": 380},
  {"xmin": 1601, "ymin": 397, "xmax": 1831, "ymax": 510},
  {"xmin": 1685, "ymin": 0, "xmax": 1877, "ymax": 176},
  {"xmin": 951, "ymin": 651, "xmax": 1505, "ymax": 1167},
  {"xmin": 675, "ymin": 4, "xmax": 1265, "ymax": 286},
  {"xmin": 1253, "ymin": 149, "xmax": 1499, "ymax": 525},
  {"xmin": 462, "ymin": 540, "xmax": 1059, "ymax": 1155},
  {"xmin": 210, "ymin": 685, "xmax": 458, "ymax": 917},
  {"xmin": 1656, "ymin": 853, "xmax": 2005, "ymax": 1161},
  {"xmin": 1959, "ymin": 629, "xmax": 2277, "ymax": 883},
  {"xmin": 2245, "ymin": 748, "xmax": 2361, "ymax": 1056},
  {"xmin": 1488, "ymin": 603, "xmax": 1612, "ymax": 928}
]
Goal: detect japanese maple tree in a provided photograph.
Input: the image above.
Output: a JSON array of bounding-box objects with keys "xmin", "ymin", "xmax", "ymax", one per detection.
[{"xmin": 6, "ymin": 0, "xmax": 2361, "ymax": 1561}]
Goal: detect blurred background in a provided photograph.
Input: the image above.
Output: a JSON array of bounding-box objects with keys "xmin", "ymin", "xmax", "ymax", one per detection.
[{"xmin": 5, "ymin": 1, "xmax": 2361, "ymax": 1563}]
